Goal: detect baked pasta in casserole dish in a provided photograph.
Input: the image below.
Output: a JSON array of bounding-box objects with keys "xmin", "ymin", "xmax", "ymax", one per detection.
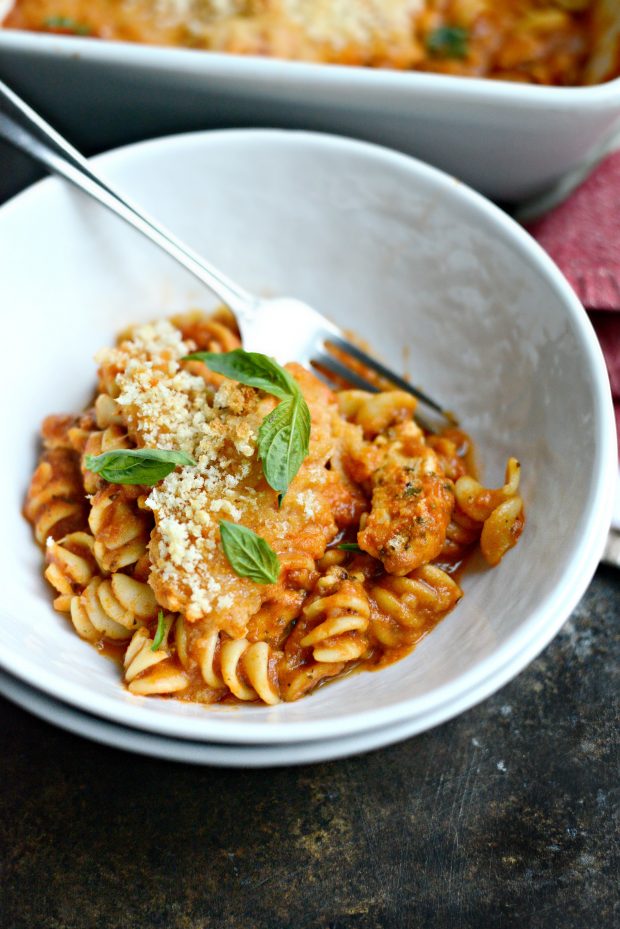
[{"xmin": 3, "ymin": 0, "xmax": 618, "ymax": 86}]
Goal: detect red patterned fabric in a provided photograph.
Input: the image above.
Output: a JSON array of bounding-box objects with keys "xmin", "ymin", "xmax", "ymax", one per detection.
[{"xmin": 526, "ymin": 151, "xmax": 620, "ymax": 455}]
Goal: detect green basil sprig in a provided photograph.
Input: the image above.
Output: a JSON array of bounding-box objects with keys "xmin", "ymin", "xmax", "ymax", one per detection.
[
  {"xmin": 219, "ymin": 520, "xmax": 280, "ymax": 585},
  {"xmin": 151, "ymin": 610, "xmax": 166, "ymax": 651},
  {"xmin": 426, "ymin": 26, "xmax": 468, "ymax": 59},
  {"xmin": 257, "ymin": 391, "xmax": 311, "ymax": 498},
  {"xmin": 184, "ymin": 350, "xmax": 311, "ymax": 499},
  {"xmin": 84, "ymin": 448, "xmax": 196, "ymax": 486},
  {"xmin": 186, "ymin": 349, "xmax": 297, "ymax": 399},
  {"xmin": 44, "ymin": 15, "xmax": 92, "ymax": 34}
]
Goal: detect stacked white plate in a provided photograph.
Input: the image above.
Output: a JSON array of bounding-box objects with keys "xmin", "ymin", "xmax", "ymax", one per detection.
[
  {"xmin": 0, "ymin": 668, "xmax": 476, "ymax": 767},
  {"xmin": 0, "ymin": 130, "xmax": 614, "ymax": 766}
]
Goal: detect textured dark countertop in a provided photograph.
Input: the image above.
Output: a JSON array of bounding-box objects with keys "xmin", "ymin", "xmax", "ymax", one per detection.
[
  {"xmin": 0, "ymin": 140, "xmax": 618, "ymax": 929},
  {"xmin": 1, "ymin": 565, "xmax": 618, "ymax": 929}
]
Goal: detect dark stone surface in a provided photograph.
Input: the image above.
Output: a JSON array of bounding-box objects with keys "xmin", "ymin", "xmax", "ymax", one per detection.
[{"xmin": 1, "ymin": 565, "xmax": 618, "ymax": 929}]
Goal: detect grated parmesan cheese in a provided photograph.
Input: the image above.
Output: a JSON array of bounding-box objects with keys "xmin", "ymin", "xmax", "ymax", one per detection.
[
  {"xmin": 152, "ymin": 0, "xmax": 424, "ymax": 52},
  {"xmin": 295, "ymin": 490, "xmax": 318, "ymax": 519}
]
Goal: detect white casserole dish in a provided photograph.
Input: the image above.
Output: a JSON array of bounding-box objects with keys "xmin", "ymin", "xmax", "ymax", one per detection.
[{"xmin": 0, "ymin": 2, "xmax": 619, "ymax": 202}]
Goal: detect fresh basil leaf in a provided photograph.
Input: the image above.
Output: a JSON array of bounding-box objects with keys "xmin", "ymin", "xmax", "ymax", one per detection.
[
  {"xmin": 183, "ymin": 349, "xmax": 297, "ymax": 400},
  {"xmin": 151, "ymin": 610, "xmax": 166, "ymax": 651},
  {"xmin": 44, "ymin": 15, "xmax": 92, "ymax": 34},
  {"xmin": 219, "ymin": 520, "xmax": 280, "ymax": 585},
  {"xmin": 257, "ymin": 393, "xmax": 311, "ymax": 495},
  {"xmin": 84, "ymin": 448, "xmax": 196, "ymax": 486},
  {"xmin": 426, "ymin": 26, "xmax": 468, "ymax": 59},
  {"xmin": 338, "ymin": 543, "xmax": 363, "ymax": 552},
  {"xmin": 189, "ymin": 349, "xmax": 312, "ymax": 497}
]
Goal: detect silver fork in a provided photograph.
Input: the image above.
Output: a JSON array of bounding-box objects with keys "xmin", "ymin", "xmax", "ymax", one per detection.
[{"xmin": 0, "ymin": 78, "xmax": 452, "ymax": 423}]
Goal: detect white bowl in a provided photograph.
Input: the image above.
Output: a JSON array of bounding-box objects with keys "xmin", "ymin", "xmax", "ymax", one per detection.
[
  {"xmin": 0, "ymin": 18, "xmax": 619, "ymax": 201},
  {"xmin": 0, "ymin": 130, "xmax": 615, "ymax": 751}
]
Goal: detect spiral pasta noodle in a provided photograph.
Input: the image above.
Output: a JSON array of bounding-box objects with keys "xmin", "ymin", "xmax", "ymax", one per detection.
[
  {"xmin": 369, "ymin": 565, "xmax": 462, "ymax": 648},
  {"xmin": 454, "ymin": 457, "xmax": 524, "ymax": 566},
  {"xmin": 69, "ymin": 573, "xmax": 157, "ymax": 643},
  {"xmin": 172, "ymin": 308, "xmax": 243, "ymax": 389},
  {"xmin": 440, "ymin": 509, "xmax": 482, "ymax": 561},
  {"xmin": 24, "ymin": 449, "xmax": 87, "ymax": 544},
  {"xmin": 278, "ymin": 566, "xmax": 371, "ymax": 701},
  {"xmin": 124, "ymin": 621, "xmax": 189, "ymax": 695},
  {"xmin": 299, "ymin": 566, "xmax": 371, "ymax": 662},
  {"xmin": 337, "ymin": 389, "xmax": 418, "ymax": 437},
  {"xmin": 172, "ymin": 308, "xmax": 241, "ymax": 354},
  {"xmin": 194, "ymin": 632, "xmax": 281, "ymax": 705},
  {"xmin": 88, "ymin": 484, "xmax": 152, "ymax": 573},
  {"xmin": 44, "ymin": 531, "xmax": 97, "ymax": 612}
]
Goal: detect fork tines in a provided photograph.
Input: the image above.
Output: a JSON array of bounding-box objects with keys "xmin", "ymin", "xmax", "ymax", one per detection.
[{"xmin": 314, "ymin": 334, "xmax": 456, "ymax": 426}]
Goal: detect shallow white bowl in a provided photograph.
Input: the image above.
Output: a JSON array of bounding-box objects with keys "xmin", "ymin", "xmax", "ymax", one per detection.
[{"xmin": 0, "ymin": 130, "xmax": 614, "ymax": 750}]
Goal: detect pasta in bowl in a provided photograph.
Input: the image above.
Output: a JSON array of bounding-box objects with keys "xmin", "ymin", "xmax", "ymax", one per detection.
[
  {"xmin": 0, "ymin": 129, "xmax": 614, "ymax": 748},
  {"xmin": 24, "ymin": 308, "xmax": 524, "ymax": 707}
]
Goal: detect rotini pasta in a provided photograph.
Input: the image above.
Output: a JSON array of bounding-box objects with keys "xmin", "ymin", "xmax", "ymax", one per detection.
[
  {"xmin": 124, "ymin": 622, "xmax": 189, "ymax": 695},
  {"xmin": 88, "ymin": 484, "xmax": 152, "ymax": 573},
  {"xmin": 298, "ymin": 567, "xmax": 371, "ymax": 663},
  {"xmin": 369, "ymin": 565, "xmax": 463, "ymax": 648},
  {"xmin": 24, "ymin": 449, "xmax": 87, "ymax": 544},
  {"xmin": 44, "ymin": 531, "xmax": 97, "ymax": 611},
  {"xmin": 24, "ymin": 310, "xmax": 525, "ymax": 706}
]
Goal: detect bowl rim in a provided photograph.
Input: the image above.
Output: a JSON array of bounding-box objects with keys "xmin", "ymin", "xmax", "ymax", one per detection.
[
  {"xmin": 0, "ymin": 127, "xmax": 616, "ymax": 744},
  {"xmin": 0, "ymin": 29, "xmax": 619, "ymax": 104},
  {"xmin": 0, "ymin": 665, "xmax": 537, "ymax": 767}
]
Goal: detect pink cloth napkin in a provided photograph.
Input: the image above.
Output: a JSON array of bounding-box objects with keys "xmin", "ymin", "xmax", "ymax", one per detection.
[{"xmin": 525, "ymin": 150, "xmax": 620, "ymax": 455}]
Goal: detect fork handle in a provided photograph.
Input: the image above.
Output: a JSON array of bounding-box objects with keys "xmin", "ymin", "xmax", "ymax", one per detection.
[{"xmin": 0, "ymin": 79, "xmax": 257, "ymax": 318}]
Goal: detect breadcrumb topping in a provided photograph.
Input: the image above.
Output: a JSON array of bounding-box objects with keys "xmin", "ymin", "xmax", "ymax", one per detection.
[{"xmin": 96, "ymin": 319, "xmax": 343, "ymax": 631}]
